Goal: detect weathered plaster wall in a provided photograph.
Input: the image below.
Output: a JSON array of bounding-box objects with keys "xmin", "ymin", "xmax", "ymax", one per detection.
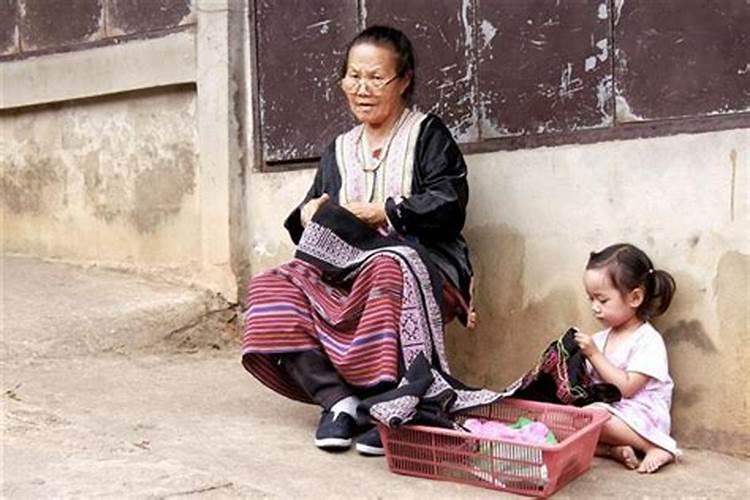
[
  {"xmin": 1, "ymin": 4, "xmax": 235, "ymax": 299},
  {"xmin": 451, "ymin": 128, "xmax": 749, "ymax": 457},
  {"xmin": 244, "ymin": 128, "xmax": 749, "ymax": 456},
  {"xmin": 1, "ymin": 87, "xmax": 202, "ymax": 281},
  {"xmin": 244, "ymin": 169, "xmax": 314, "ymax": 274}
]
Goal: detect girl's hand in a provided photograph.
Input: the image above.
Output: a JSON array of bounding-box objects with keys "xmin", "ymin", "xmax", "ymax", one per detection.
[
  {"xmin": 343, "ymin": 201, "xmax": 386, "ymax": 227},
  {"xmin": 301, "ymin": 193, "xmax": 330, "ymax": 227},
  {"xmin": 574, "ymin": 330, "xmax": 599, "ymax": 357}
]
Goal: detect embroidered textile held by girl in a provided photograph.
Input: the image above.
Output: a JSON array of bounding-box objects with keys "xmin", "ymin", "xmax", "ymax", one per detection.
[{"xmin": 574, "ymin": 243, "xmax": 679, "ymax": 473}]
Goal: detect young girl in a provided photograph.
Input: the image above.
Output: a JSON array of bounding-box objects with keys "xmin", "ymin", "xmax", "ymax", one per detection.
[{"xmin": 574, "ymin": 243, "xmax": 679, "ymax": 473}]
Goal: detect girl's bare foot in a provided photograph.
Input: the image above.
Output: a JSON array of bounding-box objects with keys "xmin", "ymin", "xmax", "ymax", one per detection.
[
  {"xmin": 637, "ymin": 448, "xmax": 673, "ymax": 473},
  {"xmin": 610, "ymin": 445, "xmax": 639, "ymax": 470},
  {"xmin": 467, "ymin": 311, "xmax": 478, "ymax": 329}
]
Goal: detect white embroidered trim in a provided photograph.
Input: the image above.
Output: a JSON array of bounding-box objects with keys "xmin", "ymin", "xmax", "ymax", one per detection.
[
  {"xmin": 336, "ymin": 109, "xmax": 427, "ymax": 204},
  {"xmin": 370, "ymin": 395, "xmax": 419, "ymax": 428}
]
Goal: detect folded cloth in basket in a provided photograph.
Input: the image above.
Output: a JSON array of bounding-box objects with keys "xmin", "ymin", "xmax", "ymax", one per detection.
[{"xmin": 464, "ymin": 416, "xmax": 558, "ymax": 445}]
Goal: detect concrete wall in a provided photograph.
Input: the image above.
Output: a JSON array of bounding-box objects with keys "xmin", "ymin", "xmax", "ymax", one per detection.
[
  {"xmin": 454, "ymin": 129, "xmax": 749, "ymax": 456},
  {"xmin": 244, "ymin": 129, "xmax": 750, "ymax": 456},
  {"xmin": 1, "ymin": 4, "xmax": 238, "ymax": 299},
  {"xmin": 1, "ymin": 88, "xmax": 201, "ymax": 277}
]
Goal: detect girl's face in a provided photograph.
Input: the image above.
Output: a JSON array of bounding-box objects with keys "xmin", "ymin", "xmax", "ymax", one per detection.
[
  {"xmin": 583, "ymin": 268, "xmax": 644, "ymax": 331},
  {"xmin": 341, "ymin": 43, "xmax": 411, "ymax": 129}
]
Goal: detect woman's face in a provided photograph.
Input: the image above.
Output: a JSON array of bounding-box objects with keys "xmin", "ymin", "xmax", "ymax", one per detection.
[{"xmin": 341, "ymin": 43, "xmax": 411, "ymax": 129}]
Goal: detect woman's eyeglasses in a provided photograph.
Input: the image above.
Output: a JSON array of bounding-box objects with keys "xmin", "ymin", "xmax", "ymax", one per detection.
[{"xmin": 340, "ymin": 74, "xmax": 399, "ymax": 93}]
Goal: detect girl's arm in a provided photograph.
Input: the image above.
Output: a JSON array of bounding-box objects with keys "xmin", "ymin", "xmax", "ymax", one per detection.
[
  {"xmin": 574, "ymin": 331, "xmax": 651, "ymax": 398},
  {"xmin": 586, "ymin": 351, "xmax": 650, "ymax": 398}
]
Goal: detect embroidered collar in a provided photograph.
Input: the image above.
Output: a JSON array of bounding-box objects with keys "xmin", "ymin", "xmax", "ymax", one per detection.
[
  {"xmin": 358, "ymin": 108, "xmax": 412, "ymax": 173},
  {"xmin": 335, "ymin": 108, "xmax": 427, "ymax": 204}
]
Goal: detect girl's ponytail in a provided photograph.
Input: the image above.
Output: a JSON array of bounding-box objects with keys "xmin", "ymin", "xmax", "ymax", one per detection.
[{"xmin": 639, "ymin": 268, "xmax": 676, "ymax": 320}]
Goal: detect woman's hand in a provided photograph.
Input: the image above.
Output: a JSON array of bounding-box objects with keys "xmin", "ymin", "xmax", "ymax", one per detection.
[
  {"xmin": 301, "ymin": 193, "xmax": 330, "ymax": 227},
  {"xmin": 574, "ymin": 330, "xmax": 599, "ymax": 358},
  {"xmin": 343, "ymin": 201, "xmax": 386, "ymax": 227}
]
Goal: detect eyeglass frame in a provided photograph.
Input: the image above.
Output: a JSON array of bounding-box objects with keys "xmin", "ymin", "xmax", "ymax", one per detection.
[{"xmin": 340, "ymin": 73, "xmax": 401, "ymax": 93}]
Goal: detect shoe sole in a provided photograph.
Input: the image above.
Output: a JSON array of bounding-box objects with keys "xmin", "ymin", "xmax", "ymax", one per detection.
[
  {"xmin": 314, "ymin": 437, "xmax": 352, "ymax": 449},
  {"xmin": 356, "ymin": 443, "xmax": 385, "ymax": 456}
]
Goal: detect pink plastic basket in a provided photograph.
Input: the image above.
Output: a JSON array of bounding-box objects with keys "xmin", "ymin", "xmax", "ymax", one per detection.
[{"xmin": 378, "ymin": 398, "xmax": 610, "ymax": 497}]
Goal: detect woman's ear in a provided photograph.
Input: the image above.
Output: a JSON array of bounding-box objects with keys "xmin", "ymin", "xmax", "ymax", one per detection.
[
  {"xmin": 398, "ymin": 72, "xmax": 412, "ymax": 97},
  {"xmin": 628, "ymin": 287, "xmax": 645, "ymax": 309}
]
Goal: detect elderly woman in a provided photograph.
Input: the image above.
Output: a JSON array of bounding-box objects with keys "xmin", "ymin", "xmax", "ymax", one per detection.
[{"xmin": 242, "ymin": 26, "xmax": 476, "ymax": 455}]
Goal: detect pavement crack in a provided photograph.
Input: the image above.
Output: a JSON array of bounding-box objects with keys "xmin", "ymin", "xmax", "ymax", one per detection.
[
  {"xmin": 158, "ymin": 482, "xmax": 234, "ymax": 498},
  {"xmin": 164, "ymin": 306, "xmax": 237, "ymax": 339}
]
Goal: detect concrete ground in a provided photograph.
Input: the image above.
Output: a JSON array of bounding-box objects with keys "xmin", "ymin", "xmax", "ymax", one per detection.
[{"xmin": 2, "ymin": 256, "xmax": 749, "ymax": 499}]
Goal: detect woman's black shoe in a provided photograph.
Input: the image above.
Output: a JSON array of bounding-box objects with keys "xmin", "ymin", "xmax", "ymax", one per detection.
[
  {"xmin": 314, "ymin": 411, "xmax": 356, "ymax": 450},
  {"xmin": 355, "ymin": 427, "xmax": 384, "ymax": 456}
]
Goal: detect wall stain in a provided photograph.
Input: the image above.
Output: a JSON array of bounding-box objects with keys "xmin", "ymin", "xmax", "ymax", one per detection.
[
  {"xmin": 0, "ymin": 154, "xmax": 59, "ymax": 215},
  {"xmin": 711, "ymin": 251, "xmax": 749, "ymax": 456},
  {"xmin": 663, "ymin": 319, "xmax": 717, "ymax": 353},
  {"xmin": 675, "ymin": 425, "xmax": 750, "ymax": 460},
  {"xmin": 729, "ymin": 148, "xmax": 737, "ymax": 222},
  {"xmin": 672, "ymin": 385, "xmax": 704, "ymax": 409},
  {"xmin": 131, "ymin": 143, "xmax": 196, "ymax": 234},
  {"xmin": 668, "ymin": 251, "xmax": 749, "ymax": 455},
  {"xmin": 82, "ymin": 150, "xmax": 129, "ymax": 223},
  {"xmin": 76, "ymin": 138, "xmax": 197, "ymax": 233},
  {"xmin": 714, "ymin": 251, "xmax": 750, "ymax": 343},
  {"xmin": 450, "ymin": 224, "xmax": 579, "ymax": 390},
  {"xmin": 83, "ymin": 150, "xmax": 110, "ymax": 221}
]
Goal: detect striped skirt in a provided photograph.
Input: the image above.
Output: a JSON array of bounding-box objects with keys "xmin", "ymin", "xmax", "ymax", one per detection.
[{"xmin": 241, "ymin": 253, "xmax": 462, "ymax": 405}]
